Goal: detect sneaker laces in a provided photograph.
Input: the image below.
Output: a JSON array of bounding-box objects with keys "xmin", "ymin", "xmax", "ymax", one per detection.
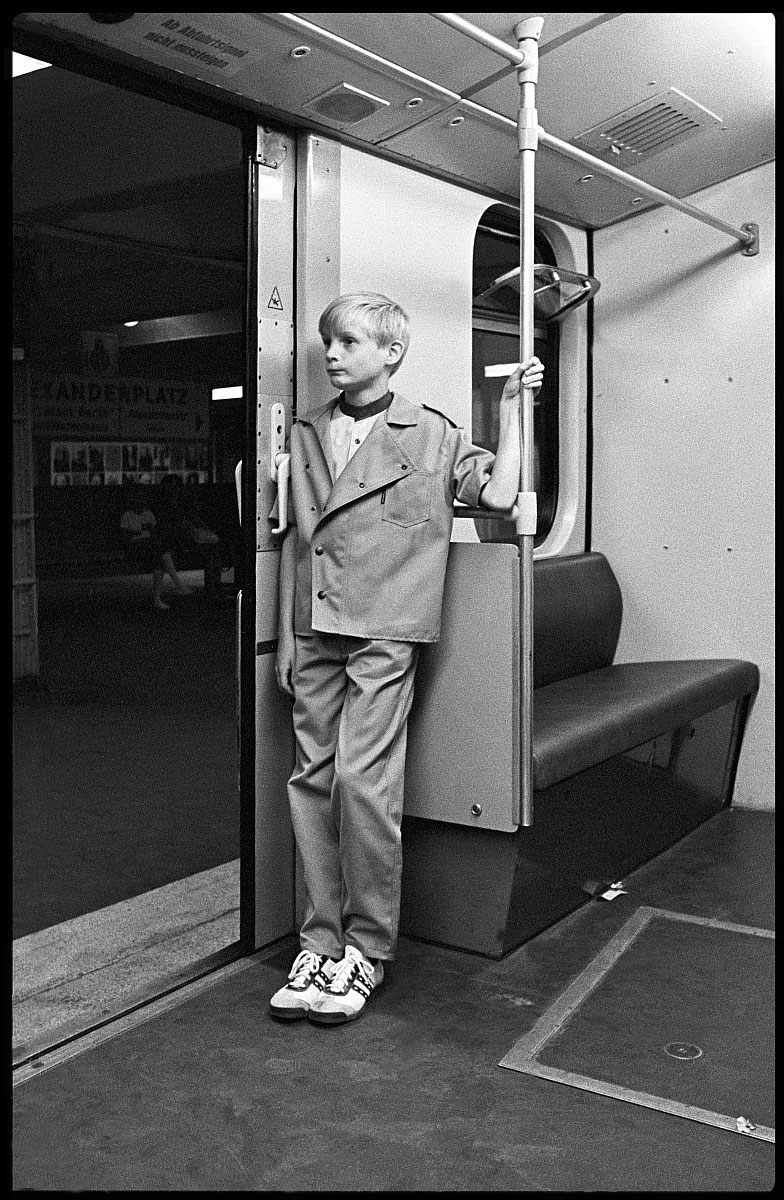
[
  {"xmin": 328, "ymin": 946, "xmax": 372, "ymax": 993},
  {"xmin": 287, "ymin": 949, "xmax": 325, "ymax": 987}
]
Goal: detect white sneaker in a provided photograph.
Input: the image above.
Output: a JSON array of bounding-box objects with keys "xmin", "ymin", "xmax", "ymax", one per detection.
[
  {"xmin": 268, "ymin": 950, "xmax": 339, "ymax": 1021},
  {"xmin": 308, "ymin": 946, "xmax": 384, "ymax": 1025}
]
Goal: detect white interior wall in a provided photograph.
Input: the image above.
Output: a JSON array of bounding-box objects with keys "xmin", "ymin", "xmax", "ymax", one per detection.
[
  {"xmin": 338, "ymin": 148, "xmax": 485, "ymax": 548},
  {"xmin": 338, "ymin": 149, "xmax": 484, "ymax": 426},
  {"xmin": 334, "ymin": 145, "xmax": 588, "ymax": 554},
  {"xmin": 592, "ymin": 162, "xmax": 775, "ymax": 810}
]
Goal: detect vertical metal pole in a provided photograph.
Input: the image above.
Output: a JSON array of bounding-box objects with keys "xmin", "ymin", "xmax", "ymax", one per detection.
[{"xmin": 515, "ymin": 17, "xmax": 543, "ymax": 828}]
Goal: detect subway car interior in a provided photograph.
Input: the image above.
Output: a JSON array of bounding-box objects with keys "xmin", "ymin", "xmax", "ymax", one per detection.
[{"xmin": 11, "ymin": 12, "xmax": 774, "ymax": 1192}]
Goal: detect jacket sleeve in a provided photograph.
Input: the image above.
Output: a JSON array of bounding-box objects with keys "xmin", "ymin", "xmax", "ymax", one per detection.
[{"xmin": 448, "ymin": 429, "xmax": 496, "ymax": 507}]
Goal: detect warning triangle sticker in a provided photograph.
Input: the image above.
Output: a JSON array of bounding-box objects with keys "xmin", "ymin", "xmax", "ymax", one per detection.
[{"xmin": 267, "ymin": 287, "xmax": 284, "ymax": 311}]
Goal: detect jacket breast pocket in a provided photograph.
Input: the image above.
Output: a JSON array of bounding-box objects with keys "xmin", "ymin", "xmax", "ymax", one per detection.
[{"xmin": 381, "ymin": 472, "xmax": 433, "ymax": 528}]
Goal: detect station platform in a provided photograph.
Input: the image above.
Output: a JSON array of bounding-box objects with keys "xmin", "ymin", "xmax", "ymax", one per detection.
[
  {"xmin": 13, "ymin": 570, "xmax": 240, "ymax": 938},
  {"xmin": 13, "ymin": 570, "xmax": 241, "ymax": 1054}
]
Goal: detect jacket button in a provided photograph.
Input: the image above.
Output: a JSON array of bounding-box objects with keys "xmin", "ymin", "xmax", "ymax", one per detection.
[
  {"xmin": 314, "ymin": 546, "xmax": 324, "ymax": 556},
  {"xmin": 317, "ymin": 590, "xmax": 326, "ymax": 599}
]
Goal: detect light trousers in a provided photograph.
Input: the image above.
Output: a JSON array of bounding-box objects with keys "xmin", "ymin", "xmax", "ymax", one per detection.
[{"xmin": 288, "ymin": 632, "xmax": 419, "ymax": 961}]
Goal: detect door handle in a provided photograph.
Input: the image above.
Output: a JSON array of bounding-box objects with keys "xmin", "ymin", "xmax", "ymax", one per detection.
[
  {"xmin": 269, "ymin": 403, "xmax": 290, "ymax": 535},
  {"xmin": 271, "ymin": 451, "xmax": 290, "ymax": 535}
]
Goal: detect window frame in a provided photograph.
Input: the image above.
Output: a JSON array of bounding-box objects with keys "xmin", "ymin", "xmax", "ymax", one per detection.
[{"xmin": 471, "ymin": 208, "xmax": 561, "ymax": 547}]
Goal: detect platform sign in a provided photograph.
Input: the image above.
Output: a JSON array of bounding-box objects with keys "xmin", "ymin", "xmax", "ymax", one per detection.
[
  {"xmin": 30, "ymin": 374, "xmax": 120, "ymax": 438},
  {"xmin": 30, "ymin": 374, "xmax": 210, "ymax": 440},
  {"xmin": 118, "ymin": 379, "xmax": 209, "ymax": 440}
]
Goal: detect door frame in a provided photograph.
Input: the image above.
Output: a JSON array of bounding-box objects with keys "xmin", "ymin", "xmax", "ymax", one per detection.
[{"xmin": 12, "ymin": 22, "xmax": 279, "ymax": 974}]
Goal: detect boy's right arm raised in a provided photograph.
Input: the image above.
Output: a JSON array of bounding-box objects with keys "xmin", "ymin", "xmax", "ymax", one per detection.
[{"xmin": 275, "ymin": 525, "xmax": 297, "ymax": 697}]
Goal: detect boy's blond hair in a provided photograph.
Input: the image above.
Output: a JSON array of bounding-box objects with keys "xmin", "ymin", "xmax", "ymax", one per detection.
[{"xmin": 318, "ymin": 293, "xmax": 410, "ymax": 375}]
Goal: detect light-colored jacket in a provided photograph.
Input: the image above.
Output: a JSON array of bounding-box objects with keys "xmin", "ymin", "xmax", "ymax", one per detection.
[{"xmin": 287, "ymin": 392, "xmax": 495, "ymax": 642}]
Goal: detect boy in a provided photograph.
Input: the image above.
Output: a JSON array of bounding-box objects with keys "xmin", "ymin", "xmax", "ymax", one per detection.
[{"xmin": 270, "ymin": 292, "xmax": 543, "ymax": 1024}]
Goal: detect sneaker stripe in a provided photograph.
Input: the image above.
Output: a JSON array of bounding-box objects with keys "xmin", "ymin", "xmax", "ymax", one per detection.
[{"xmin": 325, "ymin": 966, "xmax": 374, "ymax": 998}]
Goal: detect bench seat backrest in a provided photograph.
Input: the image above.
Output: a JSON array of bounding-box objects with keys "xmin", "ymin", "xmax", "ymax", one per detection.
[{"xmin": 534, "ymin": 552, "xmax": 622, "ymax": 689}]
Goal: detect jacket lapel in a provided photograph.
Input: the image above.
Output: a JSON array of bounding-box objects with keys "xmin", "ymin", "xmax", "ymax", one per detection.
[
  {"xmin": 325, "ymin": 393, "xmax": 422, "ymax": 521},
  {"xmin": 299, "ymin": 394, "xmax": 423, "ymax": 523}
]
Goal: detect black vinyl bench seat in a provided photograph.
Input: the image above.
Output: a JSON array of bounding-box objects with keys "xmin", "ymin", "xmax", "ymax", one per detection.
[
  {"xmin": 400, "ymin": 547, "xmax": 760, "ymax": 957},
  {"xmin": 533, "ymin": 657, "xmax": 759, "ymax": 791},
  {"xmin": 531, "ymin": 552, "xmax": 759, "ymax": 790}
]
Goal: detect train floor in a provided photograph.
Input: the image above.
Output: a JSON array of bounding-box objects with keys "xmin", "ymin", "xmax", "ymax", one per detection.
[{"xmin": 12, "ymin": 806, "xmax": 775, "ymax": 1192}]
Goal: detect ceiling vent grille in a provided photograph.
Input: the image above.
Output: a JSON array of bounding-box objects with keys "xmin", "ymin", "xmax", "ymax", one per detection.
[{"xmin": 574, "ymin": 88, "xmax": 723, "ymax": 167}]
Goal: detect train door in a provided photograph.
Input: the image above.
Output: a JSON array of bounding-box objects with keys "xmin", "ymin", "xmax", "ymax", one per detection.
[{"xmin": 11, "ymin": 53, "xmax": 297, "ymax": 1059}]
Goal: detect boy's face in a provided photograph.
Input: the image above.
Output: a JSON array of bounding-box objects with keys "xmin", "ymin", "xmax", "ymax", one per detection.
[{"xmin": 322, "ymin": 320, "xmax": 402, "ymax": 397}]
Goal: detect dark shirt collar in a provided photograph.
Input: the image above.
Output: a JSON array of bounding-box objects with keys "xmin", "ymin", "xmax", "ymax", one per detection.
[{"xmin": 337, "ymin": 390, "xmax": 393, "ymax": 421}]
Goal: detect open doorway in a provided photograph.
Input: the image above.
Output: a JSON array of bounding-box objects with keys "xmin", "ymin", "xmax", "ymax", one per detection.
[{"xmin": 12, "ymin": 56, "xmax": 248, "ymax": 1060}]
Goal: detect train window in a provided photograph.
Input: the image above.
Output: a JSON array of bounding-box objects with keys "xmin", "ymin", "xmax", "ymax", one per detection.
[{"xmin": 471, "ymin": 205, "xmax": 559, "ymax": 546}]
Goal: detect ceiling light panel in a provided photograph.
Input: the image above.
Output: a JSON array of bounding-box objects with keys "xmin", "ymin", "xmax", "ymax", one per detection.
[
  {"xmin": 301, "ymin": 82, "xmax": 391, "ymax": 127},
  {"xmin": 116, "ymin": 308, "xmax": 241, "ymax": 346}
]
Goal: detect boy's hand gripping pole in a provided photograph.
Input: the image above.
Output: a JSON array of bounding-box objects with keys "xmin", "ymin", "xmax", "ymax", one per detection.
[{"xmin": 516, "ymin": 17, "xmax": 544, "ymax": 828}]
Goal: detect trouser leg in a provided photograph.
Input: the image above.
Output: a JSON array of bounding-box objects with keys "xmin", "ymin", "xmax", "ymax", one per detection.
[
  {"xmin": 336, "ymin": 638, "xmax": 419, "ymax": 962},
  {"xmin": 289, "ymin": 634, "xmax": 348, "ymax": 959}
]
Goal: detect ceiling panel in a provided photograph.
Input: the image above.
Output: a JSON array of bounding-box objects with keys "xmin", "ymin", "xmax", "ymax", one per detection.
[
  {"xmin": 469, "ymin": 12, "xmax": 775, "ymax": 200},
  {"xmin": 295, "ymin": 11, "xmax": 503, "ymax": 93},
  {"xmin": 294, "ymin": 13, "xmax": 616, "ymax": 93},
  {"xmin": 381, "ymin": 103, "xmax": 658, "ymax": 227},
  {"xmin": 13, "ymin": 12, "xmax": 774, "ymax": 231},
  {"xmin": 241, "ymin": 13, "xmax": 458, "ymax": 140}
]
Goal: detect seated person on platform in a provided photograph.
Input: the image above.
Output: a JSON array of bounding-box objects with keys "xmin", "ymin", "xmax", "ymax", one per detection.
[
  {"xmin": 119, "ymin": 484, "xmax": 193, "ymax": 611},
  {"xmin": 155, "ymin": 473, "xmax": 223, "ymax": 605}
]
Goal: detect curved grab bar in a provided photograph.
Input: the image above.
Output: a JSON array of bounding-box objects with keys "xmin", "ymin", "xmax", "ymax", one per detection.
[{"xmin": 473, "ymin": 262, "xmax": 600, "ymax": 319}]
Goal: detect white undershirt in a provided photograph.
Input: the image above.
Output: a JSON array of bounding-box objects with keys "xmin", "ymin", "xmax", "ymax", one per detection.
[{"xmin": 329, "ymin": 406, "xmax": 383, "ymax": 481}]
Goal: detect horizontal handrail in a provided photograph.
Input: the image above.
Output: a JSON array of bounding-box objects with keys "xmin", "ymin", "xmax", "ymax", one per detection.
[
  {"xmin": 537, "ymin": 127, "xmax": 757, "ymax": 251},
  {"xmin": 453, "ymin": 505, "xmax": 517, "ymax": 521},
  {"xmin": 430, "ymin": 11, "xmax": 526, "ymax": 65},
  {"xmin": 430, "ymin": 12, "xmax": 758, "ymax": 254}
]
